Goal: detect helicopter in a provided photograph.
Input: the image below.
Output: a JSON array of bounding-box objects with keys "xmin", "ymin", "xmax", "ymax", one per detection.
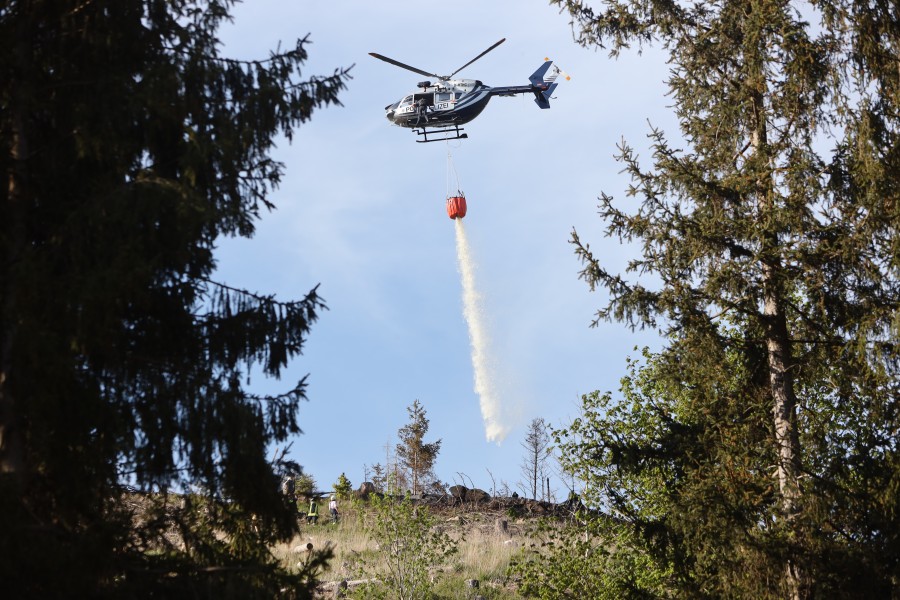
[{"xmin": 369, "ymin": 38, "xmax": 565, "ymax": 143}]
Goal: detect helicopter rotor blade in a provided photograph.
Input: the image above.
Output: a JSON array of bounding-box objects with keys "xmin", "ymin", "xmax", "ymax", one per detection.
[
  {"xmin": 447, "ymin": 38, "xmax": 506, "ymax": 79},
  {"xmin": 368, "ymin": 52, "xmax": 438, "ymax": 79}
]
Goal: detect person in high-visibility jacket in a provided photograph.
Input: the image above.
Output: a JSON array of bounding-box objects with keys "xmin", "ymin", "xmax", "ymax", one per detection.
[{"xmin": 306, "ymin": 498, "xmax": 319, "ymax": 524}]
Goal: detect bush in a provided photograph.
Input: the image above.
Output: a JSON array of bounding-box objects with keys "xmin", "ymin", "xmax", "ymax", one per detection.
[{"xmin": 353, "ymin": 494, "xmax": 457, "ymax": 600}]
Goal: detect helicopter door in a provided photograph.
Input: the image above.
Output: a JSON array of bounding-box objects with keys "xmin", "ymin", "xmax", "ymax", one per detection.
[{"xmin": 413, "ymin": 93, "xmax": 433, "ymax": 107}]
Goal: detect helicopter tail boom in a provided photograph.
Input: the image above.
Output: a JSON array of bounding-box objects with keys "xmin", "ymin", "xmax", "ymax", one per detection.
[{"xmin": 490, "ymin": 60, "xmax": 564, "ymax": 108}]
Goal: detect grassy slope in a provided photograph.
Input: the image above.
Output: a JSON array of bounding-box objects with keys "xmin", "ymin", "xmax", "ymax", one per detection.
[{"xmin": 274, "ymin": 499, "xmax": 551, "ymax": 599}]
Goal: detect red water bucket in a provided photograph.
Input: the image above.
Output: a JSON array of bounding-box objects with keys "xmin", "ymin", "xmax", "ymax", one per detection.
[{"xmin": 447, "ymin": 195, "xmax": 467, "ymax": 219}]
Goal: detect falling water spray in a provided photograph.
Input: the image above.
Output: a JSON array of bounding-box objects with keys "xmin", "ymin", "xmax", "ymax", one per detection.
[{"xmin": 453, "ymin": 219, "xmax": 509, "ymax": 443}]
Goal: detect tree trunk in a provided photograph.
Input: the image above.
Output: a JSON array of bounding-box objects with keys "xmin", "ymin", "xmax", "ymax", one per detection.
[
  {"xmin": 744, "ymin": 1, "xmax": 805, "ymax": 579},
  {"xmin": 412, "ymin": 447, "xmax": 418, "ymax": 495},
  {"xmin": 0, "ymin": 33, "xmax": 28, "ymax": 477},
  {"xmin": 751, "ymin": 71, "xmax": 805, "ymax": 597},
  {"xmin": 762, "ymin": 262, "xmax": 805, "ymax": 600}
]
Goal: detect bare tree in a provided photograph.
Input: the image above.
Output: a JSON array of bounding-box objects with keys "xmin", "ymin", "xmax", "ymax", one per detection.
[
  {"xmin": 454, "ymin": 472, "xmax": 475, "ymax": 489},
  {"xmin": 486, "ymin": 468, "xmax": 497, "ymax": 497},
  {"xmin": 520, "ymin": 417, "xmax": 551, "ymax": 500}
]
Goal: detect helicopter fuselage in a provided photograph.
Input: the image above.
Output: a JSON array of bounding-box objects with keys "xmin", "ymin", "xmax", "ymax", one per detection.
[{"xmin": 384, "ymin": 79, "xmax": 493, "ymax": 128}]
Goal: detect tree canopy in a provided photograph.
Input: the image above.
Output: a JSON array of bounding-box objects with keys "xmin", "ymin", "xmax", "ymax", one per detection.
[
  {"xmin": 528, "ymin": 0, "xmax": 900, "ymax": 597},
  {"xmin": 0, "ymin": 1, "xmax": 349, "ymax": 597}
]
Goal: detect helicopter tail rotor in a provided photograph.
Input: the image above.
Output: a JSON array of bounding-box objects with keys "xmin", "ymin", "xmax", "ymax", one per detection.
[{"xmin": 529, "ymin": 60, "xmax": 568, "ymax": 109}]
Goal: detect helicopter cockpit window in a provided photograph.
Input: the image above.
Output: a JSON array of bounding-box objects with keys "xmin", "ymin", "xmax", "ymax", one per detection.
[
  {"xmin": 454, "ymin": 91, "xmax": 466, "ymax": 100},
  {"xmin": 399, "ymin": 95, "xmax": 414, "ymax": 107}
]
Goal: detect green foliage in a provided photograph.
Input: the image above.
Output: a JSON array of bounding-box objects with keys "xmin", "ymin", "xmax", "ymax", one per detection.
[
  {"xmin": 0, "ymin": 1, "xmax": 349, "ymax": 597},
  {"xmin": 549, "ymin": 351, "xmax": 785, "ymax": 598},
  {"xmin": 513, "ymin": 513, "xmax": 672, "ymax": 600},
  {"xmin": 370, "ymin": 462, "xmax": 388, "ymax": 492},
  {"xmin": 334, "ymin": 472, "xmax": 353, "ymax": 499},
  {"xmin": 295, "ymin": 473, "xmax": 318, "ymax": 497},
  {"xmin": 541, "ymin": 0, "xmax": 900, "ymax": 597},
  {"xmin": 353, "ymin": 494, "xmax": 458, "ymax": 600}
]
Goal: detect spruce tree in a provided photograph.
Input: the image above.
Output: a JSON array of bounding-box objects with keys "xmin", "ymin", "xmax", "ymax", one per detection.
[
  {"xmin": 0, "ymin": 1, "xmax": 349, "ymax": 597},
  {"xmin": 395, "ymin": 400, "xmax": 441, "ymax": 495},
  {"xmin": 546, "ymin": 0, "xmax": 900, "ymax": 597}
]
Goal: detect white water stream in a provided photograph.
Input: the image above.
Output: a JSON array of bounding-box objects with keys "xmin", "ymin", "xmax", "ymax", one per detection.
[{"xmin": 453, "ymin": 219, "xmax": 509, "ymax": 443}]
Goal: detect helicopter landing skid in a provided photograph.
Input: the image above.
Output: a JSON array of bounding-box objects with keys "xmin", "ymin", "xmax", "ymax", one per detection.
[{"xmin": 414, "ymin": 124, "xmax": 468, "ymax": 143}]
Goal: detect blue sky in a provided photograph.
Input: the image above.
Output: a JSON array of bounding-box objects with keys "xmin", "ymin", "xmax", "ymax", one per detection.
[{"xmin": 215, "ymin": 0, "xmax": 672, "ymax": 498}]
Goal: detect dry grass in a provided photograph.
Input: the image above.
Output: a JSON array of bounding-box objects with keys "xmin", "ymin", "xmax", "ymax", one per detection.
[
  {"xmin": 272, "ymin": 501, "xmax": 539, "ymax": 598},
  {"xmin": 452, "ymin": 526, "xmax": 522, "ymax": 580}
]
